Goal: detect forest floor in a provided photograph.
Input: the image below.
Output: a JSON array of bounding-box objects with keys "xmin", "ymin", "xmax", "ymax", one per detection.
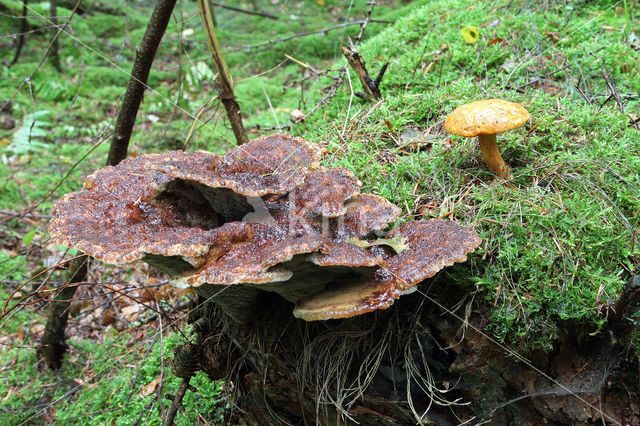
[{"xmin": 1, "ymin": 0, "xmax": 639, "ymax": 424}]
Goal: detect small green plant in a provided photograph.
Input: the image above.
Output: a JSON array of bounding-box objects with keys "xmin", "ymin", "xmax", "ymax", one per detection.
[
  {"xmin": 7, "ymin": 110, "xmax": 51, "ymax": 154},
  {"xmin": 37, "ymin": 80, "xmax": 73, "ymax": 102},
  {"xmin": 184, "ymin": 61, "xmax": 216, "ymax": 92}
]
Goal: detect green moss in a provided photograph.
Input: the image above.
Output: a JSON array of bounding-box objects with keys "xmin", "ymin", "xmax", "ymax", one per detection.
[{"xmin": 1, "ymin": 0, "xmax": 639, "ymax": 422}]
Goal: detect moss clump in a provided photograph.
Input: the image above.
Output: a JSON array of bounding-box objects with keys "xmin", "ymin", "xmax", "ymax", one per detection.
[{"xmin": 293, "ymin": 0, "xmax": 640, "ymax": 351}]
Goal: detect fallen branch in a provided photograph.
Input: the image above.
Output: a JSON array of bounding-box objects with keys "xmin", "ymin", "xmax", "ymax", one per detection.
[
  {"xmin": 213, "ymin": 2, "xmax": 278, "ymax": 20},
  {"xmin": 304, "ymin": 2, "xmax": 380, "ymax": 118},
  {"xmin": 340, "ymin": 44, "xmax": 387, "ymax": 102},
  {"xmin": 233, "ymin": 18, "xmax": 393, "ymax": 52},
  {"xmin": 162, "ymin": 377, "xmax": 190, "ymax": 425}
]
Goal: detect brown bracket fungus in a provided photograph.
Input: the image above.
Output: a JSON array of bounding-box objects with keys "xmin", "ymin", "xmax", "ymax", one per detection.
[
  {"xmin": 292, "ymin": 219, "xmax": 481, "ymax": 321},
  {"xmin": 383, "ymin": 219, "xmax": 482, "ymax": 290},
  {"xmin": 50, "ymin": 133, "xmax": 481, "ymax": 324},
  {"xmin": 444, "ymin": 99, "xmax": 530, "ymax": 179},
  {"xmin": 49, "ymin": 152, "xmax": 221, "ymax": 271}
]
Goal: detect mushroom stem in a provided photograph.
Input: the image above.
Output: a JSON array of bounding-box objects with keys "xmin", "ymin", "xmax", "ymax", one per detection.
[{"xmin": 478, "ymin": 134, "xmax": 512, "ymax": 179}]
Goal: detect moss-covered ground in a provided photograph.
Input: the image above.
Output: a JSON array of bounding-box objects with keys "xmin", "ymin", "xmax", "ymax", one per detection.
[{"xmin": 0, "ymin": 0, "xmax": 639, "ymax": 422}]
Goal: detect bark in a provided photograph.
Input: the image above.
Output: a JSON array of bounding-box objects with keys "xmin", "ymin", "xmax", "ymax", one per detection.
[
  {"xmin": 107, "ymin": 0, "xmax": 178, "ymax": 166},
  {"xmin": 197, "ymin": 0, "xmax": 248, "ymax": 145},
  {"xmin": 39, "ymin": 257, "xmax": 87, "ymax": 369}
]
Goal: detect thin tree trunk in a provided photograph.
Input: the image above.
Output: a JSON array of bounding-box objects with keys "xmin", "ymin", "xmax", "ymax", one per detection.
[
  {"xmin": 39, "ymin": 257, "xmax": 87, "ymax": 368},
  {"xmin": 107, "ymin": 0, "xmax": 178, "ymax": 166},
  {"xmin": 11, "ymin": 0, "xmax": 28, "ymax": 66},
  {"xmin": 40, "ymin": 0, "xmax": 177, "ymax": 369},
  {"xmin": 197, "ymin": 0, "xmax": 248, "ymax": 145},
  {"xmin": 50, "ymin": 0, "xmax": 62, "ymax": 71}
]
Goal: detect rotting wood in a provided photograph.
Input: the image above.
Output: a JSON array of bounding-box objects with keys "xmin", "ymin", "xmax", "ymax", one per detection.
[{"xmin": 340, "ymin": 44, "xmax": 388, "ymax": 102}]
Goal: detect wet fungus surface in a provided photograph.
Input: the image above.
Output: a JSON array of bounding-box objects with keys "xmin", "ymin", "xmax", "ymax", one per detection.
[{"xmin": 50, "ymin": 133, "xmax": 481, "ymax": 323}]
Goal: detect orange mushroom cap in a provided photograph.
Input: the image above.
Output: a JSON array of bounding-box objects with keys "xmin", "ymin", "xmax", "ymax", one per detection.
[{"xmin": 444, "ymin": 99, "xmax": 530, "ymax": 137}]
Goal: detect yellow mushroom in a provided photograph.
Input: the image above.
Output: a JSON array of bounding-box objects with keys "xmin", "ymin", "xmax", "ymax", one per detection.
[{"xmin": 444, "ymin": 99, "xmax": 530, "ymax": 179}]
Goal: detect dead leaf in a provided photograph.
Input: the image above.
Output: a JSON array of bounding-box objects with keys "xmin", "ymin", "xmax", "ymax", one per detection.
[
  {"xmin": 101, "ymin": 309, "xmax": 117, "ymax": 326},
  {"xmin": 383, "ymin": 119, "xmax": 393, "ymax": 131},
  {"xmin": 141, "ymin": 375, "xmax": 162, "ymax": 396},
  {"xmin": 488, "ymin": 37, "xmax": 504, "ymax": 46},
  {"xmin": 30, "ymin": 324, "xmax": 44, "ymax": 336},
  {"xmin": 121, "ymin": 304, "xmax": 140, "ymax": 321},
  {"xmin": 546, "ymin": 32, "xmax": 561, "ymax": 43}
]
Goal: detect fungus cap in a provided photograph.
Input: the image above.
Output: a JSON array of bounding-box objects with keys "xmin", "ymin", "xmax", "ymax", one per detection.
[
  {"xmin": 384, "ymin": 219, "xmax": 482, "ymax": 290},
  {"xmin": 48, "ymin": 153, "xmax": 221, "ymax": 267},
  {"xmin": 293, "ymin": 276, "xmax": 399, "ymax": 321},
  {"xmin": 148, "ymin": 133, "xmax": 322, "ymax": 197},
  {"xmin": 288, "ymin": 167, "xmax": 361, "ymax": 218},
  {"xmin": 444, "ymin": 99, "xmax": 530, "ymax": 137},
  {"xmin": 176, "ymin": 224, "xmax": 328, "ymax": 287}
]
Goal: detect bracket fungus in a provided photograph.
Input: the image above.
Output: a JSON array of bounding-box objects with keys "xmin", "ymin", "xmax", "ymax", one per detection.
[
  {"xmin": 444, "ymin": 99, "xmax": 529, "ymax": 179},
  {"xmin": 50, "ymin": 133, "xmax": 481, "ymax": 323}
]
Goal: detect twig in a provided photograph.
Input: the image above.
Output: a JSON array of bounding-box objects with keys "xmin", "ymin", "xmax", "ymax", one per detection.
[
  {"xmin": 575, "ymin": 75, "xmax": 592, "ymax": 106},
  {"xmin": 262, "ymin": 85, "xmax": 280, "ymax": 128},
  {"xmin": 198, "ymin": 0, "xmax": 248, "ymax": 145},
  {"xmin": 2, "ymin": 0, "xmax": 81, "ymax": 112},
  {"xmin": 340, "ymin": 44, "xmax": 387, "ymax": 102},
  {"xmin": 232, "ymin": 18, "xmax": 393, "ymax": 52},
  {"xmin": 354, "ymin": 1, "xmax": 377, "ymax": 44},
  {"xmin": 213, "ymin": 2, "xmax": 278, "ymax": 20},
  {"xmin": 304, "ymin": 2, "xmax": 379, "ymax": 118},
  {"xmin": 515, "ymin": 64, "xmax": 571, "ymax": 92},
  {"xmin": 247, "ymin": 123, "xmax": 290, "ymax": 132},
  {"xmin": 0, "ymin": 209, "xmax": 50, "ymax": 219},
  {"xmin": 590, "ymin": 52, "xmax": 625, "ymax": 114},
  {"xmin": 162, "ymin": 377, "xmax": 190, "ymax": 426}
]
